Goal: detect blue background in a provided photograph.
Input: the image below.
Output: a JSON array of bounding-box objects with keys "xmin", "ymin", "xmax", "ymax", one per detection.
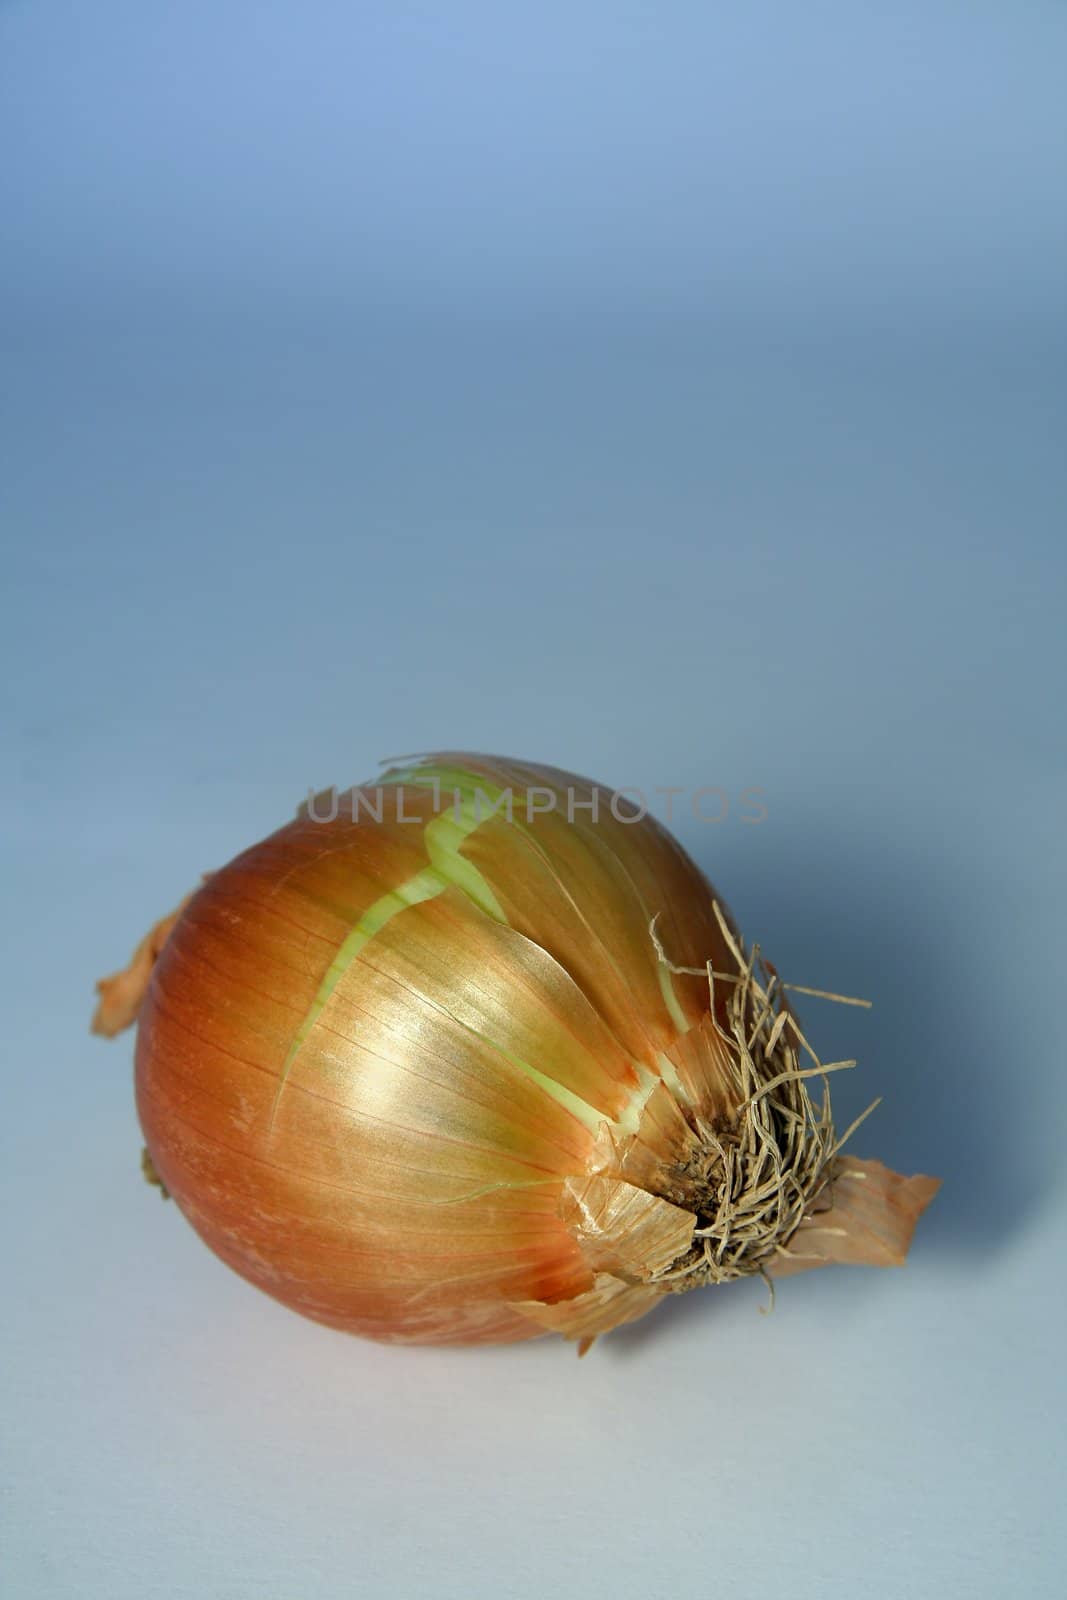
[{"xmin": 3, "ymin": 3, "xmax": 1065, "ymax": 1597}]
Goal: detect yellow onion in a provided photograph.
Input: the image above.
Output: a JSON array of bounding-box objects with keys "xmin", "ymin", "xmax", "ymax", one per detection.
[{"xmin": 93, "ymin": 753, "xmax": 938, "ymax": 1350}]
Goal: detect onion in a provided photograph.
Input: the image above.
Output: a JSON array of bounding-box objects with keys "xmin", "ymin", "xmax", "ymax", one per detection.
[{"xmin": 93, "ymin": 753, "xmax": 938, "ymax": 1350}]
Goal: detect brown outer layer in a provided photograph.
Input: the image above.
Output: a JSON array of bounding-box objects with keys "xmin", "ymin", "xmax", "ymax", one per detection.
[{"xmin": 126, "ymin": 755, "xmax": 938, "ymax": 1347}]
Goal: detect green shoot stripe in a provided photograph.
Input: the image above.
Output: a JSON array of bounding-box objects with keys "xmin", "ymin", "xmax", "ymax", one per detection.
[
  {"xmin": 656, "ymin": 961, "xmax": 691, "ymax": 1034},
  {"xmin": 273, "ymin": 779, "xmax": 509, "ymax": 1117},
  {"xmin": 275, "ymin": 865, "xmax": 446, "ymax": 1108}
]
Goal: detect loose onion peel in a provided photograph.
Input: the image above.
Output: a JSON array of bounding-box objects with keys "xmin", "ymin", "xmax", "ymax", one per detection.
[{"xmin": 93, "ymin": 753, "xmax": 938, "ymax": 1352}]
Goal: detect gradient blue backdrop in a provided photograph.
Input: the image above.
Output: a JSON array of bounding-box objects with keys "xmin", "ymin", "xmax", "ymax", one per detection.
[{"xmin": 3, "ymin": 4, "xmax": 1065, "ymax": 1598}]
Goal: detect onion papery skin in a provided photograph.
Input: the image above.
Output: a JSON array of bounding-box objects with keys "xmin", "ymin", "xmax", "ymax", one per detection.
[{"xmin": 122, "ymin": 753, "xmax": 938, "ymax": 1347}]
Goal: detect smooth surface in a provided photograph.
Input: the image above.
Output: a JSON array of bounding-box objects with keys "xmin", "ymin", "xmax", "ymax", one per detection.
[{"xmin": 2, "ymin": 3, "xmax": 1065, "ymax": 1597}]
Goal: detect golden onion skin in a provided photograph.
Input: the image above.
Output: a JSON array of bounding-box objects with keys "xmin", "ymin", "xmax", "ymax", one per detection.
[
  {"xmin": 113, "ymin": 753, "xmax": 937, "ymax": 1347},
  {"xmin": 132, "ymin": 755, "xmax": 738, "ymax": 1343}
]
